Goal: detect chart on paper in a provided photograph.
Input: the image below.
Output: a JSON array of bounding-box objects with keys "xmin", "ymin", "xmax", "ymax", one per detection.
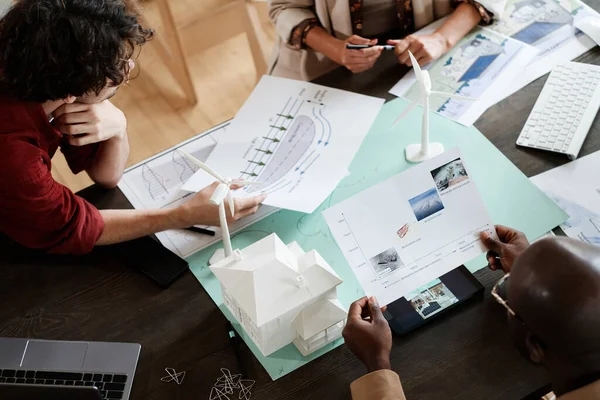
[
  {"xmin": 119, "ymin": 123, "xmax": 278, "ymax": 259},
  {"xmin": 332, "ymin": 213, "xmax": 492, "ymax": 289},
  {"xmin": 182, "ymin": 76, "xmax": 384, "ymax": 214},
  {"xmin": 324, "ymin": 149, "xmax": 497, "ymax": 306},
  {"xmin": 239, "ymin": 96, "xmax": 333, "ymax": 195}
]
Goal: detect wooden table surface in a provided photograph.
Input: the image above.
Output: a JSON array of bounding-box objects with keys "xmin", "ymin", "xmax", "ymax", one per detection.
[{"xmin": 3, "ymin": 21, "xmax": 600, "ymax": 400}]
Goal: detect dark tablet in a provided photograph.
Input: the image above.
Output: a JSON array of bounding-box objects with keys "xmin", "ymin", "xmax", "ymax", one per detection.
[
  {"xmin": 115, "ymin": 235, "xmax": 189, "ymax": 288},
  {"xmin": 384, "ymin": 266, "xmax": 484, "ymax": 335}
]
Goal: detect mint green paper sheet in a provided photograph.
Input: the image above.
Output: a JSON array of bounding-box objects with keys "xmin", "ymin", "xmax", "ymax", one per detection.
[{"xmin": 187, "ymin": 98, "xmax": 567, "ymax": 380}]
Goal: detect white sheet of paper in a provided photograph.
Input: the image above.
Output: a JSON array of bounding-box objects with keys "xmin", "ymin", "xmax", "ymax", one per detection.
[
  {"xmin": 323, "ymin": 149, "xmax": 497, "ymax": 306},
  {"xmin": 488, "ymin": 0, "xmax": 599, "ymax": 103},
  {"xmin": 530, "ymin": 151, "xmax": 600, "ymax": 246},
  {"xmin": 389, "ymin": 24, "xmax": 538, "ymax": 126},
  {"xmin": 118, "ymin": 124, "xmax": 278, "ymax": 259},
  {"xmin": 182, "ymin": 76, "xmax": 384, "ymax": 214}
]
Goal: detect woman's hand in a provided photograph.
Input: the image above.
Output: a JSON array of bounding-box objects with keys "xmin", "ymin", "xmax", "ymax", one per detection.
[
  {"xmin": 389, "ymin": 2, "xmax": 483, "ymax": 67},
  {"xmin": 305, "ymin": 28, "xmax": 383, "ymax": 73},
  {"xmin": 388, "ymin": 33, "xmax": 450, "ymax": 67},
  {"xmin": 332, "ymin": 35, "xmax": 383, "ymax": 73}
]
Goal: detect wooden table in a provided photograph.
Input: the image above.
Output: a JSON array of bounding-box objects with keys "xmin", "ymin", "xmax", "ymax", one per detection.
[{"xmin": 3, "ymin": 38, "xmax": 600, "ymax": 400}]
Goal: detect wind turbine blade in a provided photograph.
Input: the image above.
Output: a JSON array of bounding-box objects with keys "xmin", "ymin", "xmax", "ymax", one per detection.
[
  {"xmin": 408, "ymin": 51, "xmax": 424, "ymax": 84},
  {"xmin": 393, "ymin": 98, "xmax": 420, "ymax": 126},
  {"xmin": 178, "ymin": 150, "xmax": 225, "ymax": 182},
  {"xmin": 430, "ymin": 91, "xmax": 477, "ymax": 101},
  {"xmin": 227, "ymin": 191, "xmax": 235, "ymax": 218},
  {"xmin": 236, "ymin": 180, "xmax": 265, "ymax": 186}
]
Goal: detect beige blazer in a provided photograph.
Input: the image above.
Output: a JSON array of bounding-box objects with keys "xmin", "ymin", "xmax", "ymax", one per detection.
[
  {"xmin": 268, "ymin": 0, "xmax": 506, "ymax": 81},
  {"xmin": 351, "ymin": 370, "xmax": 600, "ymax": 400}
]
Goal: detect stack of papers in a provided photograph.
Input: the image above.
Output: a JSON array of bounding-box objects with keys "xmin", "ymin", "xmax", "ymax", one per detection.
[
  {"xmin": 390, "ymin": 0, "xmax": 599, "ymax": 125},
  {"xmin": 182, "ymin": 76, "xmax": 384, "ymax": 214}
]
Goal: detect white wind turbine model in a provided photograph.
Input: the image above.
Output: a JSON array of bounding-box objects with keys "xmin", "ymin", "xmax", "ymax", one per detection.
[
  {"xmin": 394, "ymin": 51, "xmax": 476, "ymax": 163},
  {"xmin": 179, "ymin": 150, "xmax": 263, "ymax": 258}
]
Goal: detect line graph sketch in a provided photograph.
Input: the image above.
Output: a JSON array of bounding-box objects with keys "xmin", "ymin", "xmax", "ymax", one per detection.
[
  {"xmin": 172, "ymin": 149, "xmax": 200, "ymax": 184},
  {"xmin": 142, "ymin": 164, "xmax": 169, "ymax": 200}
]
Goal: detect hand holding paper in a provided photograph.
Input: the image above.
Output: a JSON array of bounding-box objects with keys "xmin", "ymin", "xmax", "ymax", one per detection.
[
  {"xmin": 342, "ymin": 296, "xmax": 392, "ymax": 372},
  {"xmin": 324, "ymin": 148, "xmax": 498, "ymax": 306},
  {"xmin": 480, "ymin": 226, "xmax": 531, "ymax": 273}
]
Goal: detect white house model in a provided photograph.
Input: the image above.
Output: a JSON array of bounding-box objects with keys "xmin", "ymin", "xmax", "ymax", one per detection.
[{"xmin": 210, "ymin": 234, "xmax": 347, "ymax": 357}]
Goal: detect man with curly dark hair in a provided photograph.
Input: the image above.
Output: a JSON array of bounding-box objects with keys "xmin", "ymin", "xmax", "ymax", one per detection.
[{"xmin": 0, "ymin": 0, "xmax": 265, "ymax": 254}]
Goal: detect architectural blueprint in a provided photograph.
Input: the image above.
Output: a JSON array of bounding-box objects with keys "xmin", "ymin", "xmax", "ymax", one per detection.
[
  {"xmin": 390, "ymin": 27, "xmax": 538, "ymax": 125},
  {"xmin": 118, "ymin": 122, "xmax": 278, "ymax": 259},
  {"xmin": 182, "ymin": 76, "xmax": 385, "ymax": 214},
  {"xmin": 488, "ymin": 0, "xmax": 599, "ymax": 101}
]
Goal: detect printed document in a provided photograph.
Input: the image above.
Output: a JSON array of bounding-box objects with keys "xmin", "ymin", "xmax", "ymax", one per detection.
[
  {"xmin": 323, "ymin": 149, "xmax": 497, "ymax": 306},
  {"xmin": 182, "ymin": 76, "xmax": 384, "ymax": 214},
  {"xmin": 389, "ymin": 23, "xmax": 538, "ymax": 125},
  {"xmin": 118, "ymin": 124, "xmax": 277, "ymax": 259},
  {"xmin": 488, "ymin": 0, "xmax": 599, "ymax": 102},
  {"xmin": 390, "ymin": 0, "xmax": 600, "ymax": 124},
  {"xmin": 531, "ymin": 151, "xmax": 600, "ymax": 245}
]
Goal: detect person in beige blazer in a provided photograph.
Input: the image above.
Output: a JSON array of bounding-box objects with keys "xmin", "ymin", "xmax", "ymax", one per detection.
[
  {"xmin": 343, "ymin": 229, "xmax": 600, "ymax": 400},
  {"xmin": 268, "ymin": 0, "xmax": 507, "ymax": 81}
]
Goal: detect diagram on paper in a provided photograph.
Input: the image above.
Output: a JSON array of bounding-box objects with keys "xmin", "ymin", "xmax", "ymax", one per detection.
[
  {"xmin": 401, "ymin": 29, "xmax": 531, "ymax": 124},
  {"xmin": 182, "ymin": 76, "xmax": 384, "ymax": 213},
  {"xmin": 488, "ymin": 0, "xmax": 591, "ymax": 56},
  {"xmin": 118, "ymin": 124, "xmax": 278, "ymax": 259},
  {"xmin": 548, "ymin": 193, "xmax": 600, "ymax": 245},
  {"xmin": 237, "ymin": 98, "xmax": 334, "ymax": 197},
  {"xmin": 486, "ymin": 0, "xmax": 598, "ymax": 101},
  {"xmin": 323, "ymin": 149, "xmax": 496, "ymax": 305}
]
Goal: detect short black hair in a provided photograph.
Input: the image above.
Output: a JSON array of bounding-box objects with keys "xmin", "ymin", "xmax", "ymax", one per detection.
[{"xmin": 0, "ymin": 0, "xmax": 154, "ymax": 102}]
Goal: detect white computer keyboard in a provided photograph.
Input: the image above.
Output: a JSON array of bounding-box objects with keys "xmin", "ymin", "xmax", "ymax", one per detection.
[{"xmin": 516, "ymin": 61, "xmax": 600, "ymax": 160}]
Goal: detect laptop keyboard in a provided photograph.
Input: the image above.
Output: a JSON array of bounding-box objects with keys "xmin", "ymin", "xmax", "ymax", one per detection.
[{"xmin": 0, "ymin": 369, "xmax": 128, "ymax": 399}]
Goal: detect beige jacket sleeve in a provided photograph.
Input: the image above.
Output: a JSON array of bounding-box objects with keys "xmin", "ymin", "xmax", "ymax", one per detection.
[
  {"xmin": 350, "ymin": 370, "xmax": 407, "ymax": 400},
  {"xmin": 269, "ymin": 0, "xmax": 317, "ymax": 44}
]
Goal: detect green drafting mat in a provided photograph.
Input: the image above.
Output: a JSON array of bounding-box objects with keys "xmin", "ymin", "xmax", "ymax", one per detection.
[{"xmin": 186, "ymin": 97, "xmax": 568, "ymax": 380}]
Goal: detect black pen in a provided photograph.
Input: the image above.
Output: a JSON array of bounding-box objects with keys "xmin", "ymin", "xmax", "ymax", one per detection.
[
  {"xmin": 346, "ymin": 44, "xmax": 395, "ymax": 50},
  {"xmin": 228, "ymin": 321, "xmax": 248, "ymax": 378},
  {"xmin": 184, "ymin": 226, "xmax": 216, "ymax": 236}
]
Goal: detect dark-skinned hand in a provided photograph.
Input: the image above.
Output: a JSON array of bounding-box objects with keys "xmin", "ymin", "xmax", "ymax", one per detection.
[
  {"xmin": 480, "ymin": 225, "xmax": 530, "ymax": 273},
  {"xmin": 343, "ymin": 296, "xmax": 392, "ymax": 372}
]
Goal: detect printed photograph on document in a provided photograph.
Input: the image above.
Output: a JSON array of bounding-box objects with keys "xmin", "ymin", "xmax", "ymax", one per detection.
[
  {"xmin": 431, "ymin": 157, "xmax": 470, "ymax": 193},
  {"xmin": 369, "ymin": 248, "xmax": 404, "ymax": 278},
  {"xmin": 406, "ymin": 279, "xmax": 459, "ymax": 319},
  {"xmin": 409, "ymin": 188, "xmax": 445, "ymax": 221}
]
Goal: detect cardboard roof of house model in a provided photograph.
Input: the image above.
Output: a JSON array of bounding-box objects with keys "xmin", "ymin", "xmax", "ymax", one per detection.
[{"xmin": 210, "ymin": 234, "xmax": 343, "ymax": 326}]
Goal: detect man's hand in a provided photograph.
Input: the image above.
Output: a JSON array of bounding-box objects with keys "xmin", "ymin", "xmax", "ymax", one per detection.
[
  {"xmin": 177, "ymin": 182, "xmax": 267, "ymax": 227},
  {"xmin": 480, "ymin": 225, "xmax": 530, "ymax": 273},
  {"xmin": 334, "ymin": 35, "xmax": 383, "ymax": 74},
  {"xmin": 343, "ymin": 296, "xmax": 392, "ymax": 373},
  {"xmin": 388, "ymin": 33, "xmax": 449, "ymax": 67},
  {"xmin": 53, "ymin": 100, "xmax": 127, "ymax": 146}
]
